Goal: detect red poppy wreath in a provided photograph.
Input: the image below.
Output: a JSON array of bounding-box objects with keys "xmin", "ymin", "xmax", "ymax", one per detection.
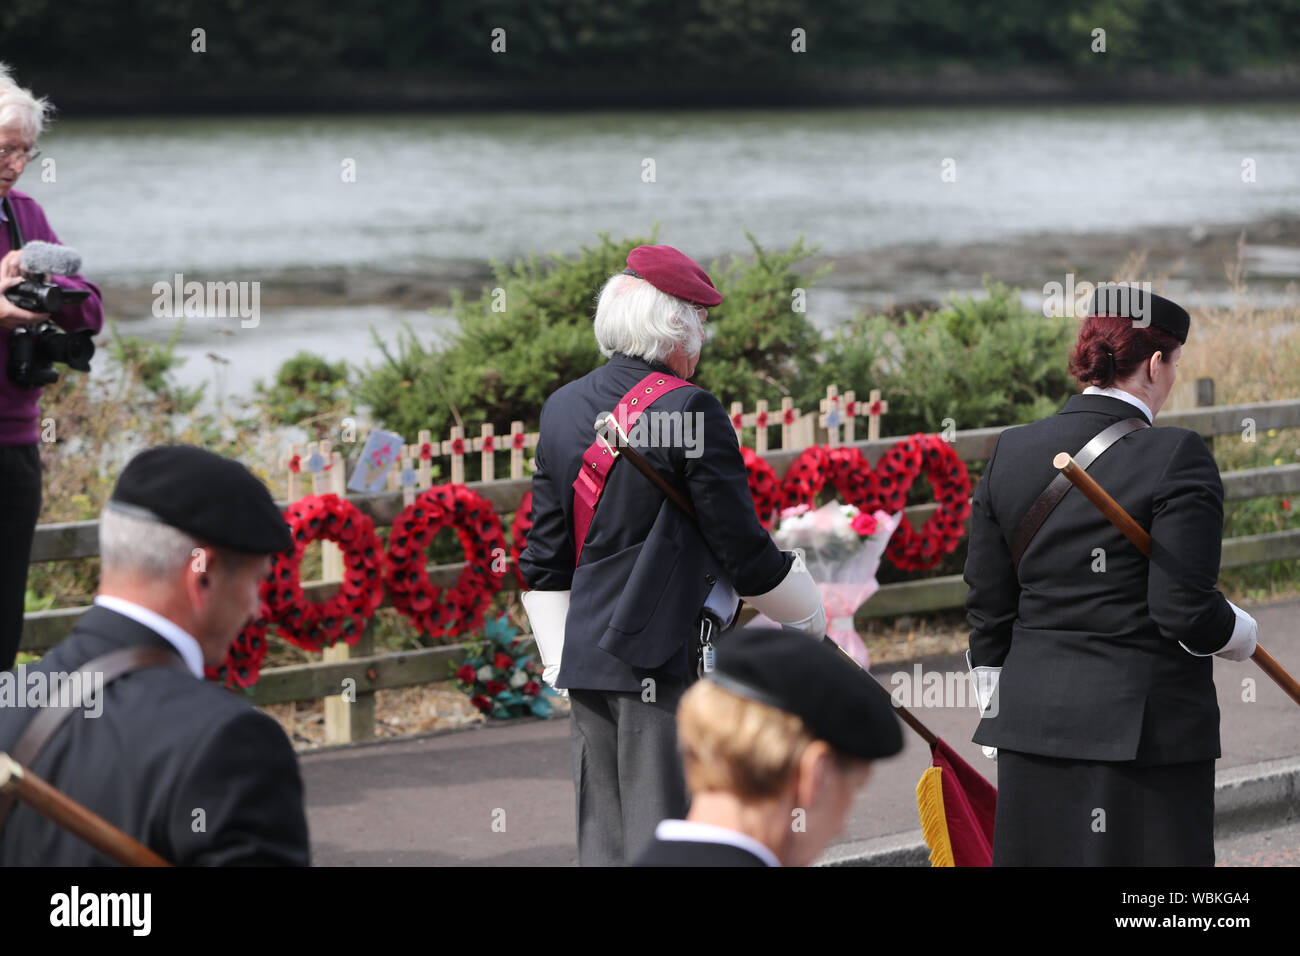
[
  {"xmin": 771, "ymin": 433, "xmax": 971, "ymax": 572},
  {"xmin": 263, "ymin": 493, "xmax": 386, "ymax": 652},
  {"xmin": 206, "ymin": 618, "xmax": 270, "ymax": 690},
  {"xmin": 387, "ymin": 484, "xmax": 508, "ymax": 638},
  {"xmin": 510, "ymin": 489, "xmax": 533, "ymax": 587}
]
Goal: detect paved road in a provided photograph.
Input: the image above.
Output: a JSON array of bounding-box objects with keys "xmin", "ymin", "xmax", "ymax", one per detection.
[
  {"xmin": 1217, "ymin": 820, "xmax": 1300, "ymax": 866},
  {"xmin": 301, "ymin": 599, "xmax": 1300, "ymax": 866}
]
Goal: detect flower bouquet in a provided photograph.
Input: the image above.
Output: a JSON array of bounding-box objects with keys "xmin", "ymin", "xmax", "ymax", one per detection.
[
  {"xmin": 764, "ymin": 501, "xmax": 901, "ymax": 668},
  {"xmin": 453, "ymin": 613, "xmax": 563, "ymax": 720}
]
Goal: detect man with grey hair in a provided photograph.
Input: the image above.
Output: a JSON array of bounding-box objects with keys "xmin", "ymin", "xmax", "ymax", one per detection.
[
  {"xmin": 0, "ymin": 63, "xmax": 103, "ymax": 670},
  {"xmin": 0, "ymin": 445, "xmax": 309, "ymax": 865},
  {"xmin": 520, "ymin": 244, "xmax": 825, "ymax": 866}
]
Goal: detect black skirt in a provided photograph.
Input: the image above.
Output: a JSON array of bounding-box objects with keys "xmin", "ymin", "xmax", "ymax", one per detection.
[{"xmin": 993, "ymin": 750, "xmax": 1215, "ymax": 866}]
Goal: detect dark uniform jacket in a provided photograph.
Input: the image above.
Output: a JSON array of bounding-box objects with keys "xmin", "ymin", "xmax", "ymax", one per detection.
[
  {"xmin": 0, "ymin": 606, "xmax": 310, "ymax": 865},
  {"xmin": 634, "ymin": 837, "xmax": 770, "ymax": 867},
  {"xmin": 519, "ymin": 352, "xmax": 790, "ymax": 692},
  {"xmin": 965, "ymin": 393, "xmax": 1236, "ymax": 765}
]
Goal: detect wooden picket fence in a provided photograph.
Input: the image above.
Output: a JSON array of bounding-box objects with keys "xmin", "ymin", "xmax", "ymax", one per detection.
[{"xmin": 20, "ymin": 384, "xmax": 1300, "ymax": 744}]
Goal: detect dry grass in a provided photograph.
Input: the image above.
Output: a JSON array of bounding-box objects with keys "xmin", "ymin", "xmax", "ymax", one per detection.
[{"xmin": 1174, "ymin": 242, "xmax": 1300, "ymax": 410}]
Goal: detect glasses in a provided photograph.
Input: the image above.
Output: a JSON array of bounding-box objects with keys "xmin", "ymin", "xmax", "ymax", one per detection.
[{"xmin": 0, "ymin": 145, "xmax": 40, "ymax": 166}]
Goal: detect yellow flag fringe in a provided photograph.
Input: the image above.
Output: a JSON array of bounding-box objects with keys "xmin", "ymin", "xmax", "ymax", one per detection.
[{"xmin": 916, "ymin": 766, "xmax": 955, "ymax": 867}]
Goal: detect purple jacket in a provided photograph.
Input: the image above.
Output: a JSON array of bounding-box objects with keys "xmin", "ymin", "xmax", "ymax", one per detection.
[{"xmin": 0, "ymin": 189, "xmax": 104, "ymax": 446}]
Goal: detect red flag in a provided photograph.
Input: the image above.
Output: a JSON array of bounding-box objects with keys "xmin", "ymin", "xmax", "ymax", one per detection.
[{"xmin": 916, "ymin": 738, "xmax": 997, "ymax": 867}]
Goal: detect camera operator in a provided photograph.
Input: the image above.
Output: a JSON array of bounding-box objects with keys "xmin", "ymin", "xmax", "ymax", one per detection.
[{"xmin": 0, "ymin": 65, "xmax": 103, "ymax": 671}]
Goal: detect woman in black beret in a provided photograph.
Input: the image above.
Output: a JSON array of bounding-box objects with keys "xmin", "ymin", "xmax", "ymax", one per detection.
[{"xmin": 963, "ymin": 286, "xmax": 1258, "ymax": 865}]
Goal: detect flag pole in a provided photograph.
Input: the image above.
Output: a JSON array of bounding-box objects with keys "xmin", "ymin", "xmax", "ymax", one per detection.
[{"xmin": 1054, "ymin": 452, "xmax": 1300, "ymax": 709}]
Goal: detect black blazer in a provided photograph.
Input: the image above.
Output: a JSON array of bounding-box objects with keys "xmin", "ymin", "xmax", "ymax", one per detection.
[
  {"xmin": 0, "ymin": 606, "xmax": 310, "ymax": 865},
  {"xmin": 633, "ymin": 837, "xmax": 771, "ymax": 867},
  {"xmin": 965, "ymin": 393, "xmax": 1235, "ymax": 764},
  {"xmin": 519, "ymin": 352, "xmax": 790, "ymax": 692}
]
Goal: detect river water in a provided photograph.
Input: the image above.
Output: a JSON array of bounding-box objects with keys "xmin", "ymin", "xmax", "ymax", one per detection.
[{"xmin": 16, "ymin": 104, "xmax": 1300, "ymax": 398}]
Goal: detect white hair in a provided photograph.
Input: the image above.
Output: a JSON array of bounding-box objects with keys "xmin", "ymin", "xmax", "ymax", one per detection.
[
  {"xmin": 99, "ymin": 507, "xmax": 202, "ymax": 579},
  {"xmin": 593, "ymin": 273, "xmax": 707, "ymax": 364},
  {"xmin": 0, "ymin": 62, "xmax": 51, "ymax": 143}
]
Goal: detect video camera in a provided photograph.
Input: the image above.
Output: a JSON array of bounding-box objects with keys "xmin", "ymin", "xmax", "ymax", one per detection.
[{"xmin": 4, "ymin": 240, "xmax": 94, "ymax": 389}]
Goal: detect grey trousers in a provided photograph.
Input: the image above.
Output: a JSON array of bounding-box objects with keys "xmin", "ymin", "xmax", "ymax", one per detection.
[{"xmin": 568, "ymin": 680, "xmax": 690, "ymax": 866}]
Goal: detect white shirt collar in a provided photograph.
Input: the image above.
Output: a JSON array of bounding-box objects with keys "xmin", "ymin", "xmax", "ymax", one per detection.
[
  {"xmin": 93, "ymin": 595, "xmax": 205, "ymax": 679},
  {"xmin": 654, "ymin": 819, "xmax": 782, "ymax": 867},
  {"xmin": 1082, "ymin": 385, "xmax": 1153, "ymax": 423}
]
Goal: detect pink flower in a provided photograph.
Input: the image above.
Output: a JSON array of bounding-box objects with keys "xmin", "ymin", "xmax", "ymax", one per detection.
[
  {"xmin": 850, "ymin": 511, "xmax": 879, "ymax": 536},
  {"xmin": 780, "ymin": 503, "xmax": 811, "ymax": 519}
]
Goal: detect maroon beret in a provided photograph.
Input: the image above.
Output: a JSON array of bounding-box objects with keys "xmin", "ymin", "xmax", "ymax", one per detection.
[{"xmin": 624, "ymin": 244, "xmax": 722, "ymax": 308}]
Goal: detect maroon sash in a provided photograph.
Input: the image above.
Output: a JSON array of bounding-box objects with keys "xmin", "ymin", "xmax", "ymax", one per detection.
[{"xmin": 572, "ymin": 371, "xmax": 694, "ymax": 564}]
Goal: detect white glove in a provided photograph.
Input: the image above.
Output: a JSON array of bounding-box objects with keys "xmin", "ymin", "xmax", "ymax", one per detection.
[
  {"xmin": 1180, "ymin": 600, "xmax": 1258, "ymax": 662},
  {"xmin": 520, "ymin": 589, "xmax": 570, "ymax": 691},
  {"xmin": 740, "ymin": 553, "xmax": 826, "ymax": 636},
  {"xmin": 966, "ymin": 651, "xmax": 1000, "ymax": 760},
  {"xmin": 965, "ymin": 650, "xmax": 1001, "ymax": 718}
]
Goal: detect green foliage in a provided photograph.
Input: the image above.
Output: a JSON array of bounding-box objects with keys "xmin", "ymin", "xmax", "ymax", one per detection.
[
  {"xmin": 24, "ymin": 587, "xmax": 57, "ymax": 613},
  {"xmin": 107, "ymin": 320, "xmax": 204, "ymax": 415},
  {"xmin": 253, "ymin": 351, "xmax": 351, "ymax": 435},
  {"xmin": 355, "ymin": 231, "xmax": 827, "ymax": 456},
  {"xmin": 817, "ymin": 280, "xmax": 1077, "ymax": 435},
  {"xmin": 693, "ymin": 233, "xmax": 826, "ymax": 411},
  {"xmin": 4, "ymin": 0, "xmax": 1298, "ymax": 93},
  {"xmin": 355, "ymin": 231, "xmax": 635, "ymax": 447}
]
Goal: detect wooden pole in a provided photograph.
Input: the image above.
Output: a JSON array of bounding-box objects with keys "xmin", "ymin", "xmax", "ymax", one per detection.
[
  {"xmin": 0, "ymin": 753, "xmax": 170, "ymax": 866},
  {"xmin": 821, "ymin": 638, "xmax": 940, "ymax": 749},
  {"xmin": 1054, "ymin": 452, "xmax": 1300, "ymax": 709}
]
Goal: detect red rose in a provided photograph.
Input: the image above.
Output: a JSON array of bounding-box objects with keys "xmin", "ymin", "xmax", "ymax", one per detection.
[
  {"xmin": 486, "ymin": 680, "xmax": 508, "ymax": 696},
  {"xmin": 850, "ymin": 511, "xmax": 879, "ymax": 536},
  {"xmin": 456, "ymin": 664, "xmax": 478, "ymax": 683},
  {"xmin": 493, "ymin": 653, "xmax": 513, "ymax": 670},
  {"xmin": 524, "ymin": 681, "xmax": 541, "ymax": 696},
  {"xmin": 471, "ymin": 695, "xmax": 493, "ymax": 713}
]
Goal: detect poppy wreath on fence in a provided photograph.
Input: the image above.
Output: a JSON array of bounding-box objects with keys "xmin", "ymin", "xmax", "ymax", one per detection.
[
  {"xmin": 742, "ymin": 446, "xmax": 782, "ymax": 529},
  {"xmin": 263, "ymin": 493, "xmax": 386, "ymax": 652},
  {"xmin": 772, "ymin": 433, "xmax": 971, "ymax": 572},
  {"xmin": 510, "ymin": 489, "xmax": 533, "ymax": 587},
  {"xmin": 387, "ymin": 484, "xmax": 508, "ymax": 638},
  {"xmin": 207, "ymin": 618, "xmax": 270, "ymax": 690}
]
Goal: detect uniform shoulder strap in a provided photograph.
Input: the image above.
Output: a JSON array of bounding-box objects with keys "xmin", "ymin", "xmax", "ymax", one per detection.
[
  {"xmin": 571, "ymin": 370, "xmax": 694, "ymax": 565},
  {"xmin": 2, "ymin": 197, "xmax": 23, "ymax": 250},
  {"xmin": 1010, "ymin": 417, "xmax": 1150, "ymax": 568},
  {"xmin": 0, "ymin": 646, "xmax": 188, "ymax": 835}
]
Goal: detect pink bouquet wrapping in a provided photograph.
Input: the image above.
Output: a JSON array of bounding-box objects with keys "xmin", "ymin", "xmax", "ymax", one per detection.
[{"xmin": 758, "ymin": 501, "xmax": 901, "ymax": 668}]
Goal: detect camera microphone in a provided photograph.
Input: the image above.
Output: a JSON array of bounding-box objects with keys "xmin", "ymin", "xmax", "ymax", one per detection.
[{"xmin": 20, "ymin": 240, "xmax": 83, "ymax": 277}]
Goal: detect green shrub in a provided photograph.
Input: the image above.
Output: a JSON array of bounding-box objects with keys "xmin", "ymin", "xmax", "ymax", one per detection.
[
  {"xmin": 355, "ymin": 231, "xmax": 826, "ymax": 468},
  {"xmin": 816, "ymin": 279, "xmax": 1077, "ymax": 435},
  {"xmin": 254, "ymin": 351, "xmax": 351, "ymax": 436}
]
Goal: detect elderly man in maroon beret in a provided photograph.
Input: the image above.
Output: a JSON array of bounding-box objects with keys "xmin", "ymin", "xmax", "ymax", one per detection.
[{"xmin": 519, "ymin": 244, "xmax": 825, "ymax": 865}]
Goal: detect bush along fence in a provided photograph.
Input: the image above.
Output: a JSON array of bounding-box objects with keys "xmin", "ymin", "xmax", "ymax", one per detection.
[{"xmin": 22, "ymin": 387, "xmax": 1300, "ymax": 743}]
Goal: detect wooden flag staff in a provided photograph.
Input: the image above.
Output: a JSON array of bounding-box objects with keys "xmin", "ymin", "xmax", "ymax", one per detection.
[{"xmin": 1054, "ymin": 452, "xmax": 1300, "ymax": 709}]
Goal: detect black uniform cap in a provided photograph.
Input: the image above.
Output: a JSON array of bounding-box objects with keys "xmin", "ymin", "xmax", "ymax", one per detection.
[
  {"xmin": 1087, "ymin": 284, "xmax": 1190, "ymax": 344},
  {"xmin": 107, "ymin": 445, "xmax": 292, "ymax": 555},
  {"xmin": 708, "ymin": 627, "xmax": 904, "ymax": 761}
]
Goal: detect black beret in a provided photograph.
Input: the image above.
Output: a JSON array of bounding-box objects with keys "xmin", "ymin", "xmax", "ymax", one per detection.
[
  {"xmin": 107, "ymin": 445, "xmax": 291, "ymax": 555},
  {"xmin": 708, "ymin": 627, "xmax": 903, "ymax": 761},
  {"xmin": 1087, "ymin": 284, "xmax": 1189, "ymax": 344}
]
